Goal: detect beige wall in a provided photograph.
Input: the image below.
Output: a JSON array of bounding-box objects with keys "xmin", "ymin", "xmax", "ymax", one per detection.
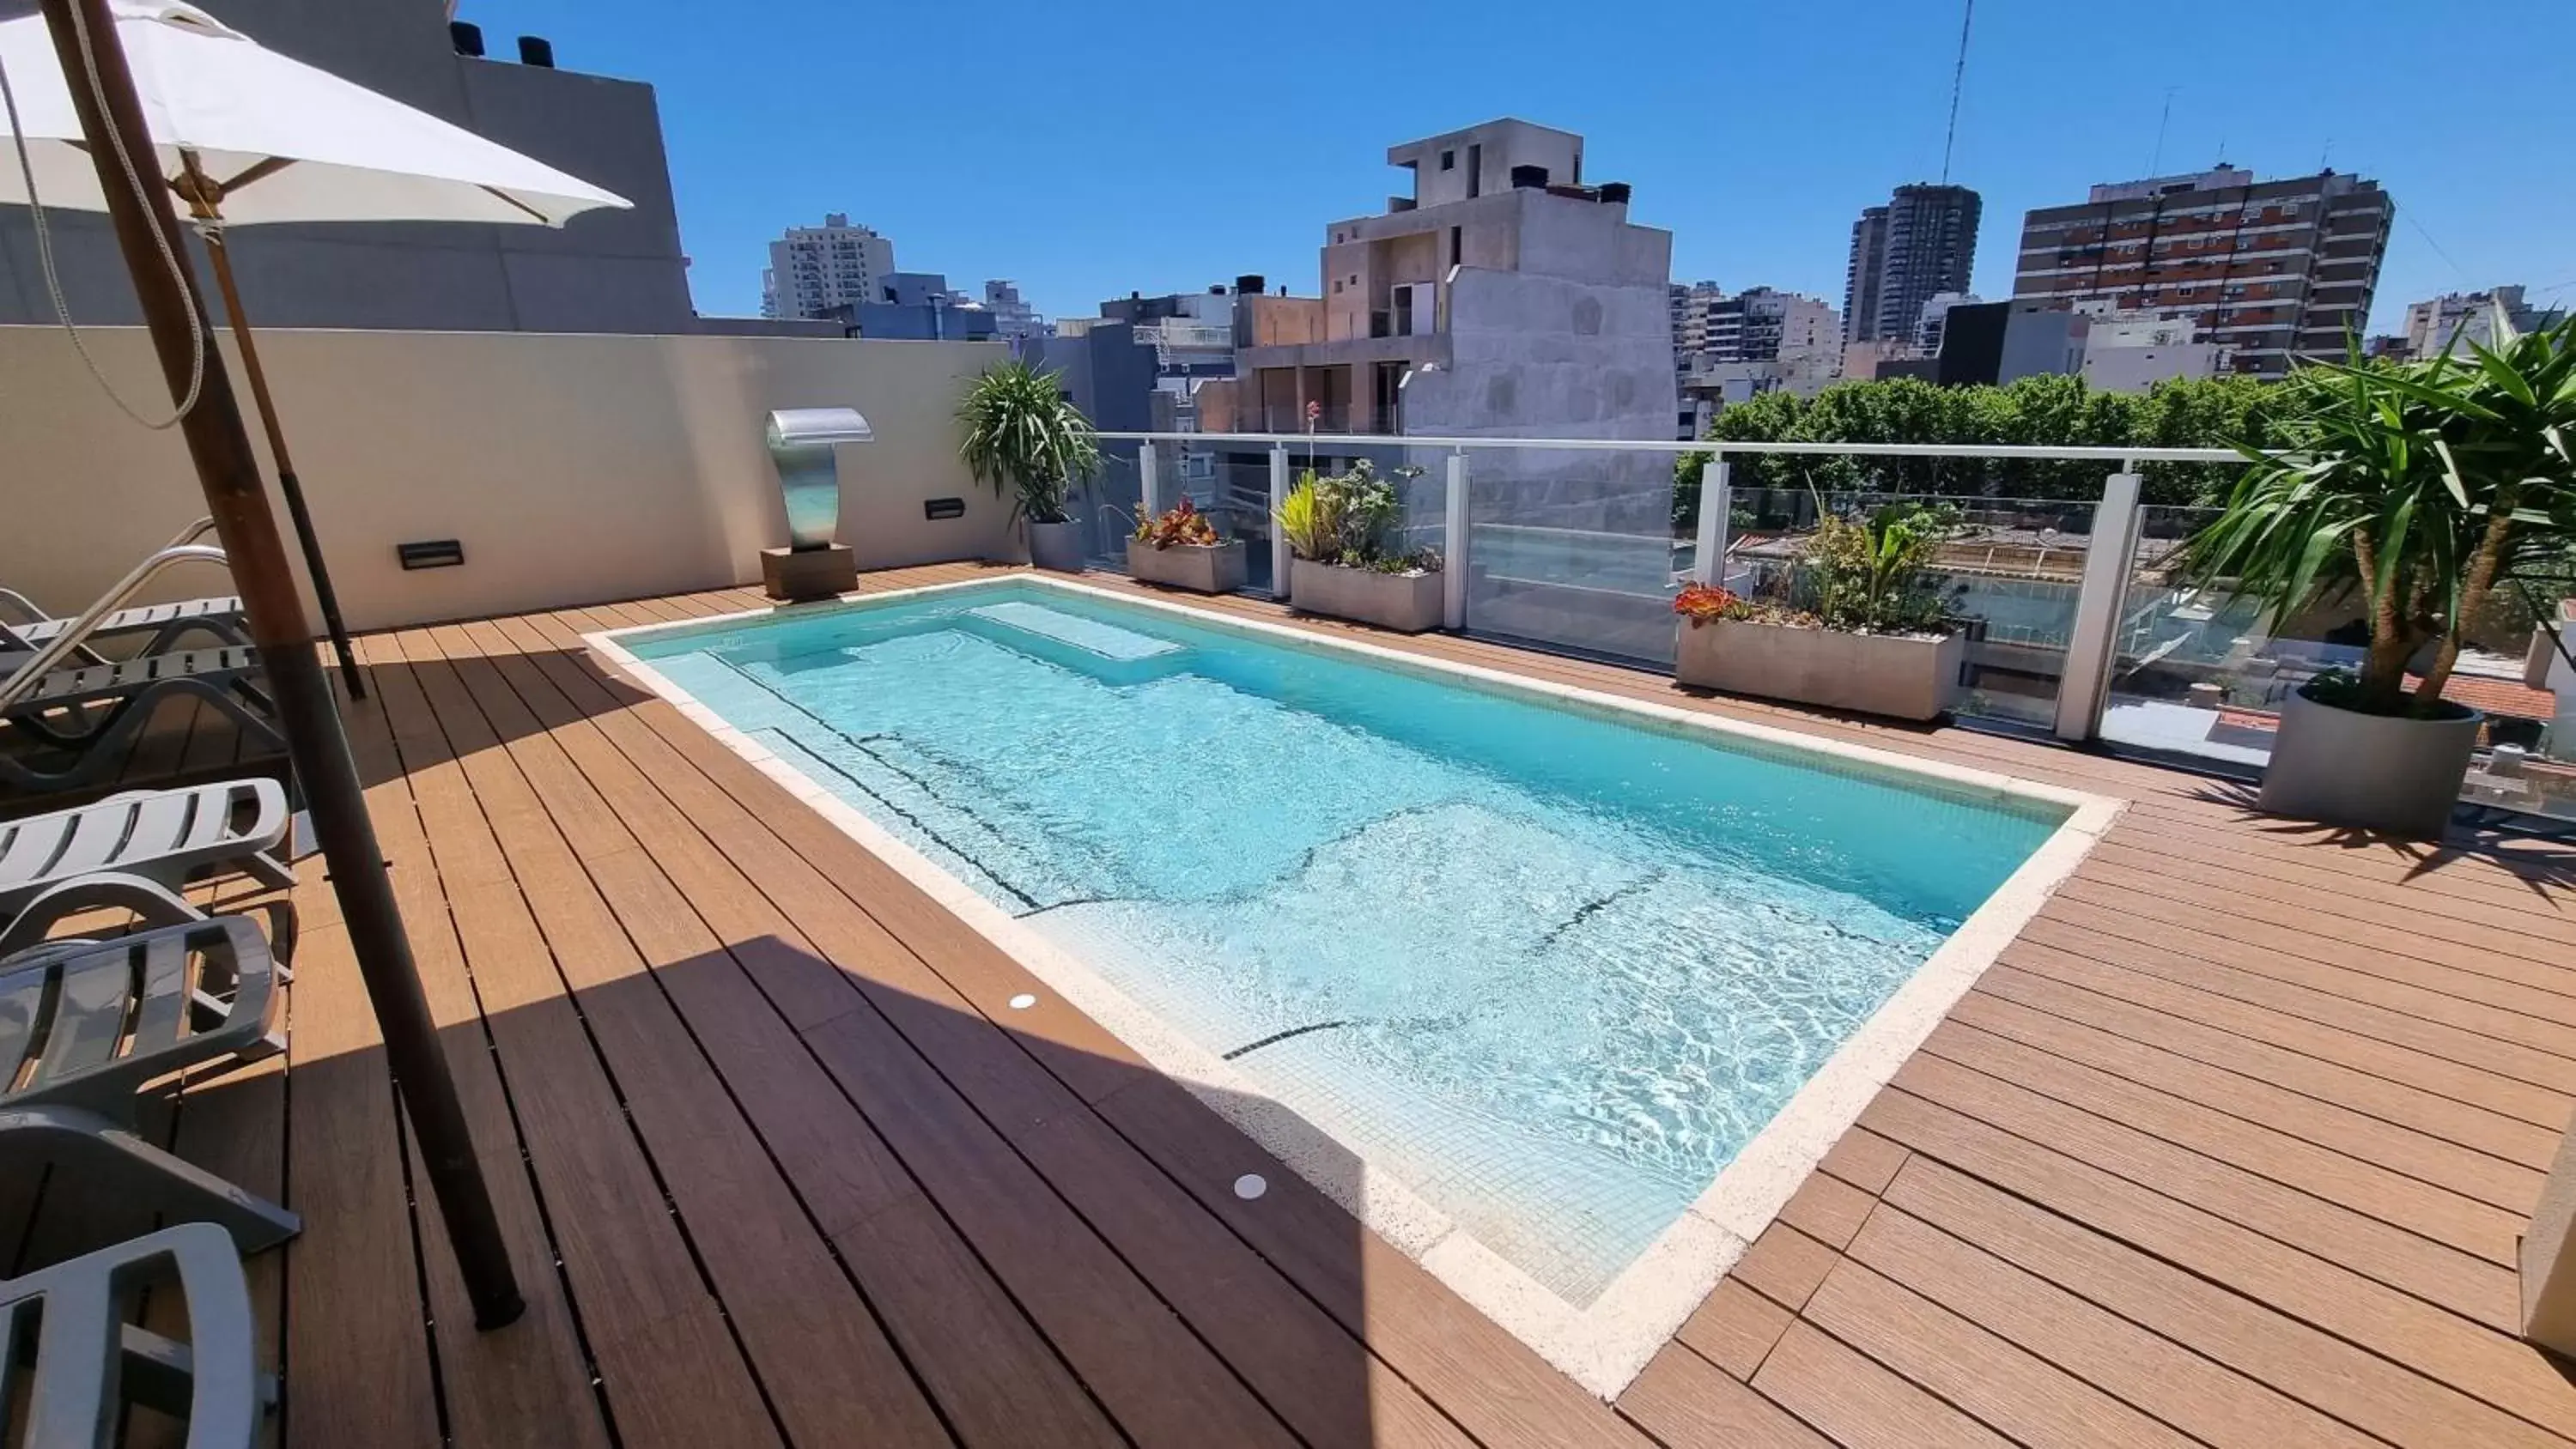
[{"xmin": 0, "ymin": 325, "xmax": 1012, "ymax": 633}]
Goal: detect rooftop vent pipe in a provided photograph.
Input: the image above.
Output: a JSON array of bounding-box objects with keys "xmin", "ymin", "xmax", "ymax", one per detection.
[
  {"xmin": 449, "ymin": 21, "xmax": 484, "ymax": 57},
  {"xmin": 517, "ymin": 35, "xmax": 554, "ymax": 67}
]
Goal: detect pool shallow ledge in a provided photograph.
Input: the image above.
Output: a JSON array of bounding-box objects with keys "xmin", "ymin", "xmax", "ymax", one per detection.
[{"xmin": 584, "ymin": 573, "xmax": 2124, "ymax": 1398}]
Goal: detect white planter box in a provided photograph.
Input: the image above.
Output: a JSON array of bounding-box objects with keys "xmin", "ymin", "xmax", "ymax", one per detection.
[
  {"xmin": 1674, "ymin": 616, "xmax": 1965, "ymax": 721},
  {"xmin": 1290, "ymin": 558, "xmax": 1443, "ymax": 634},
  {"xmin": 1126, "ymin": 538, "xmax": 1248, "ymax": 594}
]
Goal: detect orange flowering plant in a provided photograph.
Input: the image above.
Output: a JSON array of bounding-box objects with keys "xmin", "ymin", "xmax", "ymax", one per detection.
[
  {"xmin": 1134, "ymin": 496, "xmax": 1224, "ymax": 549},
  {"xmin": 1672, "ymin": 582, "xmax": 1755, "ymax": 627}
]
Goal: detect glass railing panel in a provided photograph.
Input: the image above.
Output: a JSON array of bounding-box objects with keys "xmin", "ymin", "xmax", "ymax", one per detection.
[
  {"xmin": 1724, "ymin": 487, "xmax": 2097, "ymax": 731},
  {"xmin": 1461, "ymin": 446, "xmax": 1682, "ymax": 666}
]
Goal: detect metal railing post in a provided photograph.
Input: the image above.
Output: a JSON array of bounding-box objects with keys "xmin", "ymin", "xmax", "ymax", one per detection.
[
  {"xmin": 1443, "ymin": 449, "xmax": 1468, "ymax": 631},
  {"xmin": 1138, "ymin": 440, "xmax": 1162, "ymax": 520},
  {"xmin": 1693, "ymin": 458, "xmax": 1732, "ymax": 585},
  {"xmin": 2054, "ymin": 468, "xmax": 2144, "ymax": 742},
  {"xmin": 1268, "ymin": 443, "xmax": 1292, "ymax": 601}
]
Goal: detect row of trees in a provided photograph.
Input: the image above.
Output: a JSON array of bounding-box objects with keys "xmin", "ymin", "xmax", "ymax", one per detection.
[{"xmin": 1674, "ymin": 373, "xmax": 2296, "ymax": 530}]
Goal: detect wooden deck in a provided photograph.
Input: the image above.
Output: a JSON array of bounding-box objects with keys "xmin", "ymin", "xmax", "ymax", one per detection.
[{"xmin": 12, "ymin": 559, "xmax": 2576, "ymax": 1447}]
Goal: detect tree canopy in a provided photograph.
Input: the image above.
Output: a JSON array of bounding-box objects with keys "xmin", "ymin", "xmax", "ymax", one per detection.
[{"xmin": 1674, "ymin": 373, "xmax": 2297, "ymax": 530}]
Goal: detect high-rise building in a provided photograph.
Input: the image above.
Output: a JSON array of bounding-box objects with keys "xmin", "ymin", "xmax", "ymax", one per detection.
[
  {"xmin": 2403, "ymin": 285, "xmax": 2564, "ymax": 359},
  {"xmin": 1843, "ymin": 185, "xmax": 1980, "ymax": 346},
  {"xmin": 2012, "ymin": 166, "xmax": 2393, "ymax": 377},
  {"xmin": 761, "ymin": 214, "xmax": 896, "ymax": 320}
]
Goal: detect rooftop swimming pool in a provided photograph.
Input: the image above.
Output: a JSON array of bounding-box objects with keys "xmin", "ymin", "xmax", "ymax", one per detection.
[{"xmin": 598, "ymin": 576, "xmax": 2111, "ymax": 1392}]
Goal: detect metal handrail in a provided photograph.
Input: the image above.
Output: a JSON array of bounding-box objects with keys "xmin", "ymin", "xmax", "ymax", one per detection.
[
  {"xmin": 1096, "ymin": 428, "xmax": 2245, "ymax": 464},
  {"xmin": 0, "ymin": 541, "xmax": 232, "ymax": 712}
]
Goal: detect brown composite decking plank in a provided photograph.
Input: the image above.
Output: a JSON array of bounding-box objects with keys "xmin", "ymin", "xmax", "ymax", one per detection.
[
  {"xmin": 1862, "ymin": 1088, "xmax": 2576, "ymax": 1440},
  {"xmin": 1844, "ymin": 1197, "xmax": 2384, "ymax": 1449},
  {"xmin": 2105, "ymin": 804, "xmax": 2576, "ymax": 924},
  {"xmin": 2085, "ymin": 833, "xmax": 2576, "ymax": 959},
  {"xmin": 1917, "ymin": 1017, "xmax": 2526, "ymax": 1265},
  {"xmin": 549, "ymin": 602, "xmax": 1649, "ymax": 1449},
  {"xmin": 2029, "ymin": 894, "xmax": 2576, "ymax": 1068},
  {"xmin": 366, "ymin": 634, "xmax": 785, "ymax": 1449},
  {"xmin": 1670, "ymin": 1277, "xmax": 1795, "ymax": 1379},
  {"xmin": 1618, "ymin": 1345, "xmax": 1832, "ymax": 1448},
  {"xmin": 455, "ymin": 616, "xmax": 1317, "ymax": 1449},
  {"xmin": 1945, "ymin": 988, "xmax": 2545, "ymax": 1216},
  {"xmin": 2048, "ymin": 867, "xmax": 2576, "ymax": 1023},
  {"xmin": 274, "ymin": 915, "xmax": 443, "ymax": 1449},
  {"xmin": 1799, "ymin": 1258, "xmax": 2202, "ymax": 1448},
  {"xmin": 1997, "ymin": 937, "xmax": 2574, "ymax": 1131},
  {"xmin": 1775, "ymin": 1171, "xmax": 1875, "ymax": 1251},
  {"xmin": 393, "ymin": 625, "xmax": 949, "ymax": 1449},
  {"xmin": 1726, "ymin": 1224, "xmax": 1839, "ymax": 1315},
  {"xmin": 1883, "ymin": 1155, "xmax": 2567, "ymax": 1449},
  {"xmin": 1816, "ymin": 1126, "xmax": 1910, "ymax": 1196},
  {"xmin": 1752, "ymin": 1320, "xmax": 2014, "ymax": 1449},
  {"xmin": 2072, "ymin": 852, "xmax": 2576, "ymax": 991},
  {"xmin": 1892, "ymin": 1046, "xmax": 2521, "ymax": 1329},
  {"xmin": 339, "ymin": 636, "xmax": 625, "ymax": 1449},
  {"xmin": 1974, "ymin": 960, "xmax": 2560, "ymax": 1173}
]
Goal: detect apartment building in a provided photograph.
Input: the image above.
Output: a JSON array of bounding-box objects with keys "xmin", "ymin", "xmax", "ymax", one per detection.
[
  {"xmin": 1670, "ymin": 280, "xmax": 1727, "ymax": 361},
  {"xmin": 0, "ymin": 0, "xmax": 696, "ymax": 333},
  {"xmin": 760, "ymin": 214, "xmax": 896, "ymax": 320},
  {"xmin": 1673, "ymin": 286, "xmax": 1844, "ymax": 434},
  {"xmin": 2013, "ymin": 165, "xmax": 2393, "ymax": 377},
  {"xmin": 2403, "ymin": 285, "xmax": 2564, "ymax": 359},
  {"xmin": 1228, "ymin": 119, "xmax": 1675, "ymax": 443},
  {"xmin": 1844, "ymin": 185, "xmax": 1980, "ymax": 346}
]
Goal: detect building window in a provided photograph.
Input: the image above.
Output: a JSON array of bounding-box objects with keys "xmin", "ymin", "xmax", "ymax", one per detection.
[
  {"xmin": 1439, "ymin": 149, "xmax": 1455, "ymax": 171},
  {"xmin": 1449, "ymin": 225, "xmax": 1461, "ymax": 268},
  {"xmin": 1333, "ymin": 280, "xmax": 1343, "ymax": 294}
]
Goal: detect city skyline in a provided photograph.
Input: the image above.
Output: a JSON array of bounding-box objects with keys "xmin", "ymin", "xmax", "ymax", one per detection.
[{"xmin": 429, "ymin": 2, "xmax": 2568, "ymax": 335}]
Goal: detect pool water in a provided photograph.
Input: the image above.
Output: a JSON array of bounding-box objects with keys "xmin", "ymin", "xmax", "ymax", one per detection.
[{"xmin": 629, "ymin": 582, "xmax": 2063, "ymax": 1304}]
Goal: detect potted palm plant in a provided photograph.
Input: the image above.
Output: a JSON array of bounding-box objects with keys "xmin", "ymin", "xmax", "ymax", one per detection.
[
  {"xmin": 2189, "ymin": 314, "xmax": 2576, "ymax": 837},
  {"xmin": 958, "ymin": 360, "xmax": 1101, "ymax": 571},
  {"xmin": 1277, "ymin": 460, "xmax": 1443, "ymax": 632},
  {"xmin": 1674, "ymin": 499, "xmax": 1968, "ymax": 720}
]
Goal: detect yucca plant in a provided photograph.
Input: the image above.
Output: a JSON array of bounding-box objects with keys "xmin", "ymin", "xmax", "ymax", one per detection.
[
  {"xmin": 957, "ymin": 361, "xmax": 1100, "ymax": 524},
  {"xmin": 2188, "ymin": 312, "xmax": 2576, "ymax": 717}
]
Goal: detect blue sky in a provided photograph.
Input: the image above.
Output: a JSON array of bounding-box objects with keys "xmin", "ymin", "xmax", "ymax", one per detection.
[{"xmin": 471, "ymin": 0, "xmax": 2572, "ymax": 335}]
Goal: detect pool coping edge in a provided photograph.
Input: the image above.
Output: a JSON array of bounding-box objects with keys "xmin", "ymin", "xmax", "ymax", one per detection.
[{"xmin": 583, "ymin": 573, "xmax": 2123, "ymax": 1398}]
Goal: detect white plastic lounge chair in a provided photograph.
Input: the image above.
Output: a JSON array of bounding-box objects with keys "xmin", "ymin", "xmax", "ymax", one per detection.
[
  {"xmin": 0, "ymin": 779, "xmax": 297, "ymax": 961},
  {"xmin": 0, "ymin": 646, "xmax": 282, "ymax": 793},
  {"xmin": 0, "ymin": 1222, "xmax": 272, "ymax": 1448},
  {"xmin": 0, "ymin": 590, "xmax": 249, "ymax": 658},
  {"xmin": 0, "ymin": 918, "xmax": 297, "ymax": 1255}
]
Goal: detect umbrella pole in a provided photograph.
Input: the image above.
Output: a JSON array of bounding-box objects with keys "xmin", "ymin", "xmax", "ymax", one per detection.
[
  {"xmin": 39, "ymin": 0, "xmax": 525, "ymax": 1328},
  {"xmin": 193, "ymin": 219, "xmax": 367, "ymax": 700}
]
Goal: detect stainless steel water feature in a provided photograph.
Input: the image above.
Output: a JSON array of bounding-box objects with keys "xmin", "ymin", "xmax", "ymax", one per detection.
[{"xmin": 763, "ymin": 408, "xmax": 874, "ymax": 549}]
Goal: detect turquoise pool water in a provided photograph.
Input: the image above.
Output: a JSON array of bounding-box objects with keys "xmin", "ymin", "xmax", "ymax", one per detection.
[{"xmin": 629, "ymin": 581, "xmax": 2063, "ymax": 1303}]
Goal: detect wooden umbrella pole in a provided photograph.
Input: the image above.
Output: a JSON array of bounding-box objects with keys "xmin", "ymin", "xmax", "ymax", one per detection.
[
  {"xmin": 39, "ymin": 0, "xmax": 524, "ymax": 1326},
  {"xmin": 176, "ymin": 155, "xmax": 366, "ymax": 700}
]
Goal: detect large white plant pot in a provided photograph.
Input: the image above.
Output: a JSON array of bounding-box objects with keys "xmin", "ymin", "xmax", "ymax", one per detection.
[
  {"xmin": 1289, "ymin": 559, "xmax": 1443, "ymax": 633},
  {"xmin": 1127, "ymin": 538, "xmax": 1248, "ymax": 594},
  {"xmin": 1025, "ymin": 519, "xmax": 1088, "ymax": 572},
  {"xmin": 1674, "ymin": 617, "xmax": 1965, "ymax": 721},
  {"xmin": 2259, "ymin": 683, "xmax": 2481, "ymax": 839}
]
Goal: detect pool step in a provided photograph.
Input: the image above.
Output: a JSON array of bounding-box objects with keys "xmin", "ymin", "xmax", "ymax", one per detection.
[
  {"xmin": 959, "ymin": 602, "xmax": 1195, "ymax": 687},
  {"xmin": 754, "ymin": 724, "xmax": 1099, "ymax": 912}
]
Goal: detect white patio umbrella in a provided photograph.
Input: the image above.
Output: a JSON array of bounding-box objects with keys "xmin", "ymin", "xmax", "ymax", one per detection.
[{"xmin": 0, "ymin": 0, "xmax": 631, "ymax": 690}]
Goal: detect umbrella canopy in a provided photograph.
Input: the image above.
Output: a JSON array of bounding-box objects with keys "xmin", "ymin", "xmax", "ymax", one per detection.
[{"xmin": 0, "ymin": 0, "xmax": 629, "ymax": 226}]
